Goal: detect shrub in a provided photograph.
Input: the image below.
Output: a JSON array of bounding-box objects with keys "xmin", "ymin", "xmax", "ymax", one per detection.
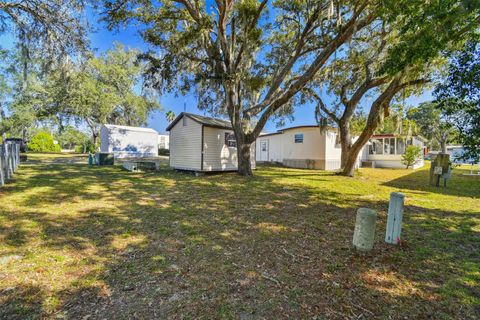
[
  {"xmin": 28, "ymin": 131, "xmax": 61, "ymax": 153},
  {"xmin": 75, "ymin": 140, "xmax": 96, "ymax": 153},
  {"xmin": 401, "ymin": 145, "xmax": 422, "ymax": 169}
]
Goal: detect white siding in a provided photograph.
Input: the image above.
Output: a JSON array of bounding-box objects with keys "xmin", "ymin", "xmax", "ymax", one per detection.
[
  {"xmin": 100, "ymin": 126, "xmax": 110, "ymax": 153},
  {"xmin": 100, "ymin": 125, "xmax": 158, "ymax": 158},
  {"xmin": 169, "ymin": 116, "xmax": 202, "ymax": 170},
  {"xmin": 256, "ymin": 127, "xmax": 345, "ymax": 170},
  {"xmin": 324, "ymin": 131, "xmax": 342, "ymax": 170},
  {"xmin": 203, "ymin": 127, "xmax": 256, "ymax": 171}
]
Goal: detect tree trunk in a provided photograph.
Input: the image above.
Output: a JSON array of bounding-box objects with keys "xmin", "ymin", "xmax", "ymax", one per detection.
[
  {"xmin": 92, "ymin": 133, "xmax": 98, "ymax": 150},
  {"xmin": 440, "ymin": 139, "xmax": 447, "ymax": 154},
  {"xmin": 342, "ymin": 143, "xmax": 364, "ymax": 176},
  {"xmin": 237, "ymin": 142, "xmax": 253, "ymax": 176},
  {"xmin": 341, "ymin": 119, "xmax": 380, "ymax": 176},
  {"xmin": 339, "ymin": 123, "xmax": 352, "ymax": 168}
]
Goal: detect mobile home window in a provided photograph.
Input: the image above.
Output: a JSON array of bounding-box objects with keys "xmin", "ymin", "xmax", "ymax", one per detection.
[
  {"xmin": 225, "ymin": 133, "xmax": 237, "ymax": 147},
  {"xmin": 384, "ymin": 137, "xmax": 395, "ymax": 154},
  {"xmin": 396, "ymin": 138, "xmax": 406, "ymax": 154},
  {"xmin": 294, "ymin": 133, "xmax": 303, "ymax": 143},
  {"xmin": 369, "ymin": 138, "xmax": 383, "ymax": 155}
]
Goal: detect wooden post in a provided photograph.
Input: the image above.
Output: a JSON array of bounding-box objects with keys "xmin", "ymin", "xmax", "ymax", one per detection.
[
  {"xmin": 353, "ymin": 208, "xmax": 377, "ymax": 251},
  {"xmin": 0, "ymin": 146, "xmax": 4, "ymax": 186},
  {"xmin": 385, "ymin": 192, "xmax": 405, "ymax": 244},
  {"xmin": 8, "ymin": 144, "xmax": 14, "ymax": 177},
  {"xmin": 12, "ymin": 143, "xmax": 17, "ymax": 172},
  {"xmin": 4, "ymin": 143, "xmax": 11, "ymax": 180},
  {"xmin": 15, "ymin": 143, "xmax": 20, "ymax": 170},
  {"xmin": 429, "ymin": 153, "xmax": 450, "ymax": 186}
]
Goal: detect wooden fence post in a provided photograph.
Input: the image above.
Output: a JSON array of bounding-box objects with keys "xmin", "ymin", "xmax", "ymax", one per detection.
[
  {"xmin": 8, "ymin": 143, "xmax": 14, "ymax": 177},
  {"xmin": 16, "ymin": 143, "xmax": 20, "ymax": 169},
  {"xmin": 12, "ymin": 143, "xmax": 17, "ymax": 172},
  {"xmin": 13, "ymin": 143, "xmax": 19, "ymax": 172},
  {"xmin": 0, "ymin": 146, "xmax": 4, "ymax": 186},
  {"xmin": 4, "ymin": 143, "xmax": 11, "ymax": 180}
]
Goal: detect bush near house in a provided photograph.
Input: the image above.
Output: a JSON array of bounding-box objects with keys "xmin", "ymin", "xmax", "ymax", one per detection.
[
  {"xmin": 74, "ymin": 140, "xmax": 96, "ymax": 154},
  {"xmin": 27, "ymin": 131, "xmax": 61, "ymax": 153},
  {"xmin": 402, "ymin": 145, "xmax": 422, "ymax": 169}
]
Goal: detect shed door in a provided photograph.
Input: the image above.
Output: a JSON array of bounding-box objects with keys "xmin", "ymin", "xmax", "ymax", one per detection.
[{"xmin": 259, "ymin": 140, "xmax": 269, "ymax": 161}]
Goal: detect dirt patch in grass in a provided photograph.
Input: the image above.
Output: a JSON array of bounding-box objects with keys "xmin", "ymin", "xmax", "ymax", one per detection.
[{"xmin": 0, "ymin": 155, "xmax": 479, "ymax": 319}]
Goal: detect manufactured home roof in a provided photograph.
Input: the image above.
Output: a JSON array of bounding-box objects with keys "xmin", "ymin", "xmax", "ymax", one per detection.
[
  {"xmin": 166, "ymin": 112, "xmax": 232, "ymax": 131},
  {"xmin": 259, "ymin": 125, "xmax": 335, "ymax": 137},
  {"xmin": 371, "ymin": 134, "xmax": 428, "ymax": 142},
  {"xmin": 103, "ymin": 124, "xmax": 159, "ymax": 134}
]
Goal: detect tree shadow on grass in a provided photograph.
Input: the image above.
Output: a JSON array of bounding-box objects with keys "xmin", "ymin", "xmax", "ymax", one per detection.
[
  {"xmin": 382, "ymin": 165, "xmax": 480, "ymax": 198},
  {"xmin": 0, "ymin": 162, "xmax": 479, "ymax": 319}
]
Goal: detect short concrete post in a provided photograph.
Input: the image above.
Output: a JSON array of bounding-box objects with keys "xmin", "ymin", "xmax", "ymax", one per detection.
[
  {"xmin": 353, "ymin": 208, "xmax": 377, "ymax": 251},
  {"xmin": 385, "ymin": 192, "xmax": 405, "ymax": 244}
]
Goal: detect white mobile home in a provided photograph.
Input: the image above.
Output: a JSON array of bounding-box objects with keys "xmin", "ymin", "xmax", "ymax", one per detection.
[
  {"xmin": 166, "ymin": 113, "xmax": 256, "ymax": 172},
  {"xmin": 361, "ymin": 134, "xmax": 426, "ymax": 169},
  {"xmin": 256, "ymin": 125, "xmax": 346, "ymax": 170},
  {"xmin": 100, "ymin": 124, "xmax": 159, "ymax": 158}
]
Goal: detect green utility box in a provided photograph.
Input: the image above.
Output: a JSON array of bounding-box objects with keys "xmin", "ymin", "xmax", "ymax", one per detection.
[{"xmin": 96, "ymin": 153, "xmax": 114, "ymax": 165}]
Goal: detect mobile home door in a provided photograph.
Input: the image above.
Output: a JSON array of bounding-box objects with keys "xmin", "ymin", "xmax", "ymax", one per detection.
[{"xmin": 259, "ymin": 139, "xmax": 269, "ymax": 161}]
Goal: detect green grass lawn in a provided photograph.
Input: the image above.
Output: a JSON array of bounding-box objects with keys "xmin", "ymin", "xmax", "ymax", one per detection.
[{"xmin": 0, "ymin": 154, "xmax": 479, "ymax": 319}]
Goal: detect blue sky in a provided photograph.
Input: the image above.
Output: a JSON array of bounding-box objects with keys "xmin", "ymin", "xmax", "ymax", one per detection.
[{"xmin": 3, "ymin": 5, "xmax": 432, "ymax": 135}]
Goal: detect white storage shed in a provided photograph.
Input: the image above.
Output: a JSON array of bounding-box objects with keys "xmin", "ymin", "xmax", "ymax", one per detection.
[
  {"xmin": 166, "ymin": 112, "xmax": 256, "ymax": 172},
  {"xmin": 100, "ymin": 124, "xmax": 159, "ymax": 158}
]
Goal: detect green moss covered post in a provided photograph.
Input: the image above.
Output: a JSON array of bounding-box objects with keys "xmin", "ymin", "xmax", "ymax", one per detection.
[{"xmin": 429, "ymin": 153, "xmax": 450, "ymax": 186}]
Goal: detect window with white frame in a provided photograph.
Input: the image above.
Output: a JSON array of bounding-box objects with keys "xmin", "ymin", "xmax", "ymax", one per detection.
[
  {"xmin": 225, "ymin": 132, "xmax": 237, "ymax": 147},
  {"xmin": 396, "ymin": 138, "xmax": 406, "ymax": 154},
  {"xmin": 294, "ymin": 133, "xmax": 303, "ymax": 143},
  {"xmin": 384, "ymin": 137, "xmax": 395, "ymax": 154},
  {"xmin": 369, "ymin": 138, "xmax": 383, "ymax": 154}
]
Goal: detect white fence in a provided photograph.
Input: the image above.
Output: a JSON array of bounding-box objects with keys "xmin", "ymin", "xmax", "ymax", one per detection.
[{"xmin": 0, "ymin": 142, "xmax": 21, "ymax": 187}]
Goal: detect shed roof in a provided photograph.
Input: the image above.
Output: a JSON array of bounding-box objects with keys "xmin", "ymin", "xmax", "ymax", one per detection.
[
  {"xmin": 103, "ymin": 124, "xmax": 158, "ymax": 134},
  {"xmin": 166, "ymin": 112, "xmax": 232, "ymax": 131}
]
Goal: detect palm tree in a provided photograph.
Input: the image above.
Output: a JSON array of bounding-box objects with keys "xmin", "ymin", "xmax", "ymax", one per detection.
[{"xmin": 165, "ymin": 110, "xmax": 175, "ymax": 122}]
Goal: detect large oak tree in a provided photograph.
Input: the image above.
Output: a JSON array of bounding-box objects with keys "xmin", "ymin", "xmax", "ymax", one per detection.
[
  {"xmin": 102, "ymin": 0, "xmax": 386, "ymax": 175},
  {"xmin": 306, "ymin": 0, "xmax": 479, "ymax": 176}
]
